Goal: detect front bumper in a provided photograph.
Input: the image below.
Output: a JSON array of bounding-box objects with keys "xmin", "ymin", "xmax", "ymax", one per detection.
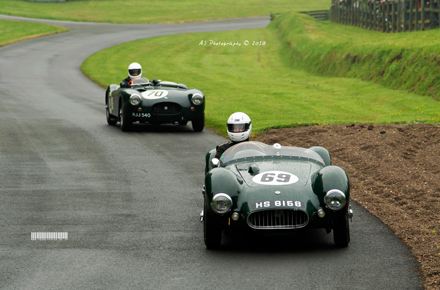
[
  {"xmin": 204, "ymin": 204, "xmax": 350, "ymax": 233},
  {"xmin": 127, "ymin": 101, "xmax": 204, "ymax": 124}
]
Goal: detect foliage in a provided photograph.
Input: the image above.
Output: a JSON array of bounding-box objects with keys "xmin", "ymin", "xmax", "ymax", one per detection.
[
  {"xmin": 271, "ymin": 12, "xmax": 440, "ymax": 100},
  {"xmin": 82, "ymin": 25, "xmax": 440, "ymax": 137},
  {"xmin": 0, "ymin": 19, "xmax": 67, "ymax": 46},
  {"xmin": 0, "ymin": 0, "xmax": 329, "ymax": 23}
]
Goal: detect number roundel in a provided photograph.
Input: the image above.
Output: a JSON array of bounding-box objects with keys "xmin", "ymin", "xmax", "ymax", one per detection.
[
  {"xmin": 252, "ymin": 171, "xmax": 299, "ymax": 185},
  {"xmin": 141, "ymin": 90, "xmax": 169, "ymax": 100}
]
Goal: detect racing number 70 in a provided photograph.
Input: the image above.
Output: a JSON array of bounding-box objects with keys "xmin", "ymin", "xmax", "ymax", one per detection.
[
  {"xmin": 261, "ymin": 173, "xmax": 291, "ymax": 183},
  {"xmin": 147, "ymin": 90, "xmax": 164, "ymax": 97}
]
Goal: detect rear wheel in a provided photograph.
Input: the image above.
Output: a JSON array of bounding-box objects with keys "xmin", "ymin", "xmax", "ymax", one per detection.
[
  {"xmin": 192, "ymin": 114, "xmax": 204, "ymax": 132},
  {"xmin": 120, "ymin": 106, "xmax": 132, "ymax": 132},
  {"xmin": 204, "ymin": 199, "xmax": 222, "ymax": 249},
  {"xmin": 106, "ymin": 106, "xmax": 117, "ymax": 126},
  {"xmin": 333, "ymin": 212, "xmax": 350, "ymax": 247}
]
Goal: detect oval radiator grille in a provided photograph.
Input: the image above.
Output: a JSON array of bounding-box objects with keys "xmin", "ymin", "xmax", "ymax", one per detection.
[
  {"xmin": 152, "ymin": 102, "xmax": 181, "ymax": 115},
  {"xmin": 247, "ymin": 209, "xmax": 309, "ymax": 229}
]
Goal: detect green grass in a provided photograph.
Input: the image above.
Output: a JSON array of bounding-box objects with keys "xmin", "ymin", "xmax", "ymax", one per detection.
[
  {"xmin": 81, "ymin": 24, "xmax": 440, "ymax": 137},
  {"xmin": 3, "ymin": 0, "xmax": 438, "ymax": 137},
  {"xmin": 0, "ymin": 0, "xmax": 329, "ymax": 23},
  {"xmin": 273, "ymin": 12, "xmax": 440, "ymax": 99},
  {"xmin": 0, "ymin": 19, "xmax": 68, "ymax": 46}
]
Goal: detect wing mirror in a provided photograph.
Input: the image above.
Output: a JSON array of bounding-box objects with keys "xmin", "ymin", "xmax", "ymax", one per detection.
[
  {"xmin": 248, "ymin": 163, "xmax": 260, "ymax": 175},
  {"xmin": 211, "ymin": 158, "xmax": 220, "ymax": 168}
]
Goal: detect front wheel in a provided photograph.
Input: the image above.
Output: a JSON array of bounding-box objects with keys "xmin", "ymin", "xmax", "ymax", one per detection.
[
  {"xmin": 120, "ymin": 106, "xmax": 132, "ymax": 132},
  {"xmin": 333, "ymin": 212, "xmax": 350, "ymax": 247},
  {"xmin": 204, "ymin": 199, "xmax": 222, "ymax": 249},
  {"xmin": 192, "ymin": 114, "xmax": 204, "ymax": 132}
]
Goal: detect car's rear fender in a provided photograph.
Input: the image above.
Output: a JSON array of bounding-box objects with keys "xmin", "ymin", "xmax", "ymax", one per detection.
[
  {"xmin": 308, "ymin": 146, "xmax": 331, "ymax": 166},
  {"xmin": 105, "ymin": 84, "xmax": 120, "ymax": 101},
  {"xmin": 205, "ymin": 148, "xmax": 216, "ymax": 175},
  {"xmin": 106, "ymin": 84, "xmax": 122, "ymax": 115},
  {"xmin": 108, "ymin": 84, "xmax": 120, "ymax": 93}
]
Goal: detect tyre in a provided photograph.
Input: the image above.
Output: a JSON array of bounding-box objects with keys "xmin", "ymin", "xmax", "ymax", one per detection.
[
  {"xmin": 106, "ymin": 106, "xmax": 117, "ymax": 126},
  {"xmin": 192, "ymin": 114, "xmax": 204, "ymax": 132},
  {"xmin": 204, "ymin": 199, "xmax": 222, "ymax": 249},
  {"xmin": 120, "ymin": 106, "xmax": 132, "ymax": 132},
  {"xmin": 333, "ymin": 212, "xmax": 350, "ymax": 247}
]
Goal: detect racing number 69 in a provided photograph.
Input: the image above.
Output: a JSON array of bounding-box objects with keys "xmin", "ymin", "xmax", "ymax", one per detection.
[{"xmin": 261, "ymin": 173, "xmax": 291, "ymax": 183}]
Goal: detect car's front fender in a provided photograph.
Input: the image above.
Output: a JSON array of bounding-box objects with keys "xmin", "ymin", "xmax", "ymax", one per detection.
[
  {"xmin": 204, "ymin": 167, "xmax": 243, "ymax": 207},
  {"xmin": 312, "ymin": 165, "xmax": 350, "ymax": 209}
]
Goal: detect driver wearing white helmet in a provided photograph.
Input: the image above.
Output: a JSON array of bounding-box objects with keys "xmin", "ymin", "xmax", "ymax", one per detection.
[
  {"xmin": 120, "ymin": 62, "xmax": 143, "ymax": 88},
  {"xmin": 215, "ymin": 112, "xmax": 252, "ymax": 159}
]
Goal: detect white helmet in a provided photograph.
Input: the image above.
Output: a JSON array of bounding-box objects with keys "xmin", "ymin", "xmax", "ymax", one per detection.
[
  {"xmin": 128, "ymin": 62, "xmax": 142, "ymax": 79},
  {"xmin": 227, "ymin": 112, "xmax": 252, "ymax": 142}
]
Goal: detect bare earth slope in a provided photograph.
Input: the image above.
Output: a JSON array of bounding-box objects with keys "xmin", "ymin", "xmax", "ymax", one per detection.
[{"xmin": 253, "ymin": 123, "xmax": 439, "ymax": 289}]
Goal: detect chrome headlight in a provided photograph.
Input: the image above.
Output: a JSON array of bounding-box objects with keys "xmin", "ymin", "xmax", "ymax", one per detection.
[
  {"xmin": 191, "ymin": 93, "xmax": 204, "ymax": 105},
  {"xmin": 324, "ymin": 189, "xmax": 346, "ymax": 211},
  {"xmin": 129, "ymin": 94, "xmax": 142, "ymax": 106},
  {"xmin": 211, "ymin": 193, "xmax": 232, "ymax": 214}
]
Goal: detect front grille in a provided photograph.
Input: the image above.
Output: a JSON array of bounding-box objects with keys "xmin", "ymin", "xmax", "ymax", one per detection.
[
  {"xmin": 152, "ymin": 102, "xmax": 181, "ymax": 115},
  {"xmin": 247, "ymin": 209, "xmax": 309, "ymax": 229}
]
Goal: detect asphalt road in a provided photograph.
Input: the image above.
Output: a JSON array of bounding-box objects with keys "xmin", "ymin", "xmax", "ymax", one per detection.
[{"xmin": 0, "ymin": 15, "xmax": 423, "ymax": 289}]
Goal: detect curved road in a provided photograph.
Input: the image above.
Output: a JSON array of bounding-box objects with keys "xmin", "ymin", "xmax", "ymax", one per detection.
[{"xmin": 0, "ymin": 15, "xmax": 423, "ymax": 289}]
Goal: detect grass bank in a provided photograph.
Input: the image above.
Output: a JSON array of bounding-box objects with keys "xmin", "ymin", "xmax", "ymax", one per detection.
[
  {"xmin": 0, "ymin": 0, "xmax": 329, "ymax": 23},
  {"xmin": 0, "ymin": 19, "xmax": 68, "ymax": 46},
  {"xmin": 81, "ymin": 25, "xmax": 440, "ymax": 137},
  {"xmin": 272, "ymin": 12, "xmax": 440, "ymax": 100}
]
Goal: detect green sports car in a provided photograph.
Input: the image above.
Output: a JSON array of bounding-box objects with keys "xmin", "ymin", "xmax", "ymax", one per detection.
[
  {"xmin": 105, "ymin": 77, "xmax": 205, "ymax": 132},
  {"xmin": 202, "ymin": 141, "xmax": 353, "ymax": 249}
]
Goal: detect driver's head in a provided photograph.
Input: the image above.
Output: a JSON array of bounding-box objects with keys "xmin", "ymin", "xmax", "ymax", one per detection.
[
  {"xmin": 227, "ymin": 112, "xmax": 252, "ymax": 142},
  {"xmin": 128, "ymin": 62, "xmax": 142, "ymax": 79}
]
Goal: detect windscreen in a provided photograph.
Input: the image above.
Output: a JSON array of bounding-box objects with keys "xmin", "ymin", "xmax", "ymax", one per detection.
[
  {"xmin": 129, "ymin": 77, "xmax": 149, "ymax": 87},
  {"xmin": 220, "ymin": 141, "xmax": 324, "ymax": 165}
]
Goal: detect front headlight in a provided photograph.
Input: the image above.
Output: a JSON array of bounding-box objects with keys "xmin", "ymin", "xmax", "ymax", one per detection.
[
  {"xmin": 191, "ymin": 93, "xmax": 204, "ymax": 105},
  {"xmin": 129, "ymin": 94, "xmax": 142, "ymax": 106},
  {"xmin": 211, "ymin": 193, "xmax": 232, "ymax": 214},
  {"xmin": 324, "ymin": 189, "xmax": 346, "ymax": 211}
]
